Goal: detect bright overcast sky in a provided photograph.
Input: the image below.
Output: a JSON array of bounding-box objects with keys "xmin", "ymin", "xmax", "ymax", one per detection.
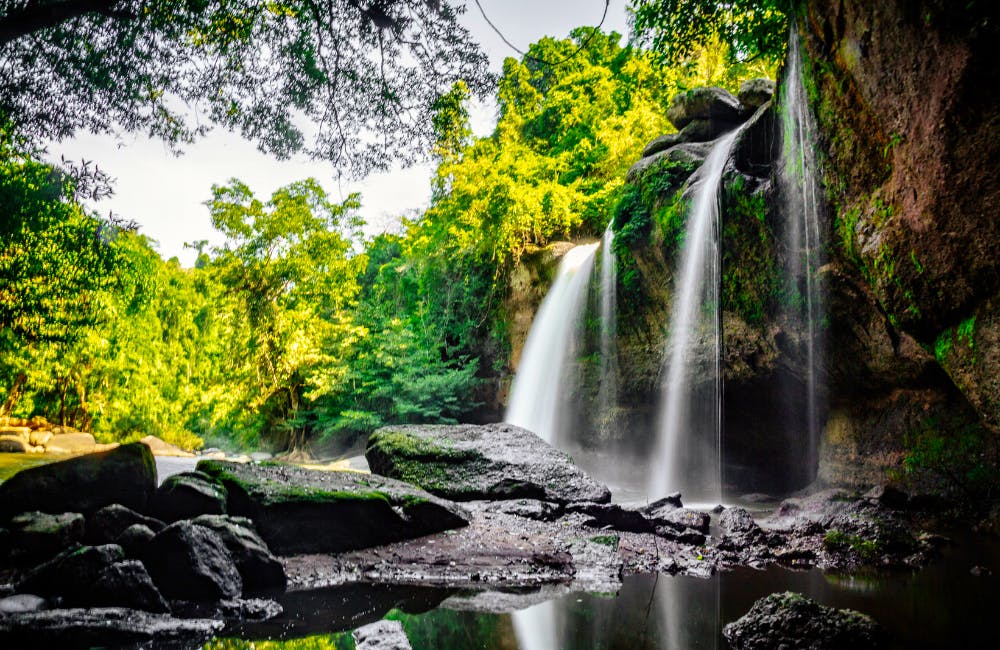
[{"xmin": 51, "ymin": 1, "xmax": 629, "ymax": 267}]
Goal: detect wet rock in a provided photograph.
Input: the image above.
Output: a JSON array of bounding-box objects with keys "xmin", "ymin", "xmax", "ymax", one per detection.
[
  {"xmin": 644, "ymin": 493, "xmax": 684, "ymax": 511},
  {"xmin": 723, "ymin": 591, "xmax": 887, "ymax": 649},
  {"xmin": 116, "ymin": 523, "xmax": 156, "ymax": 557},
  {"xmin": 475, "ymin": 499, "xmax": 563, "ymax": 522},
  {"xmin": 642, "ymin": 132, "xmax": 685, "ymax": 157},
  {"xmin": 737, "ymin": 77, "xmax": 775, "ymax": 109},
  {"xmin": 651, "ymin": 508, "xmax": 711, "ymax": 535},
  {"xmin": 720, "ymin": 507, "xmax": 760, "ymax": 535},
  {"xmin": 0, "ymin": 607, "xmax": 223, "ymax": 647},
  {"xmin": 353, "ymin": 619, "xmax": 413, "ymax": 650},
  {"xmin": 679, "ymin": 118, "xmax": 741, "ymax": 142},
  {"xmin": 0, "ymin": 593, "xmax": 47, "ymax": 614},
  {"xmin": 189, "ymin": 514, "xmax": 286, "ymax": 593},
  {"xmin": 567, "ymin": 502, "xmax": 654, "ymax": 533},
  {"xmin": 0, "ymin": 443, "xmax": 156, "ymax": 520},
  {"xmin": 667, "ymin": 86, "xmax": 743, "ymax": 130},
  {"xmin": 92, "ymin": 560, "xmax": 169, "ymax": 612},
  {"xmin": 366, "ymin": 423, "xmax": 611, "ymax": 505},
  {"xmin": 140, "ymin": 520, "xmax": 242, "ymax": 601},
  {"xmin": 7, "ymin": 511, "xmax": 84, "ymax": 560},
  {"xmin": 150, "ymin": 471, "xmax": 227, "ymax": 522},
  {"xmin": 169, "ymin": 596, "xmax": 283, "ymax": 621},
  {"xmin": 656, "ymin": 526, "xmax": 707, "ymax": 546},
  {"xmin": 18, "ymin": 544, "xmax": 123, "ymax": 601},
  {"xmin": 198, "ymin": 460, "xmax": 469, "ymax": 555},
  {"xmin": 626, "ymin": 141, "xmax": 714, "ymax": 182},
  {"xmin": 864, "ymin": 484, "xmax": 909, "ymax": 510},
  {"xmin": 85, "ymin": 504, "xmax": 164, "ymax": 544}
]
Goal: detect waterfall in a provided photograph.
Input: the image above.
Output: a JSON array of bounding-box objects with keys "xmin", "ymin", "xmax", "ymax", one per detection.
[
  {"xmin": 506, "ymin": 242, "xmax": 600, "ymax": 445},
  {"xmin": 648, "ymin": 129, "xmax": 741, "ymax": 503},
  {"xmin": 779, "ymin": 27, "xmax": 826, "ymax": 477},
  {"xmin": 597, "ymin": 226, "xmax": 619, "ymax": 435}
]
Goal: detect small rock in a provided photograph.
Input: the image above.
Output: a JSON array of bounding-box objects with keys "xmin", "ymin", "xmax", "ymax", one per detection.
[
  {"xmin": 353, "ymin": 619, "xmax": 413, "ymax": 650},
  {"xmin": 141, "ymin": 520, "xmax": 242, "ymax": 601},
  {"xmin": 480, "ymin": 499, "xmax": 563, "ymax": 522},
  {"xmin": 970, "ymin": 565, "xmax": 992, "ymax": 576},
  {"xmin": 723, "ymin": 591, "xmax": 887, "ymax": 649},
  {"xmin": 92, "ymin": 560, "xmax": 169, "ymax": 612},
  {"xmin": 719, "ymin": 507, "xmax": 759, "ymax": 535},
  {"xmin": 116, "ymin": 523, "xmax": 156, "ymax": 558},
  {"xmin": 86, "ymin": 504, "xmax": 164, "ymax": 544},
  {"xmin": 0, "ymin": 593, "xmax": 47, "ymax": 614},
  {"xmin": 149, "ymin": 471, "xmax": 227, "ymax": 522},
  {"xmin": 650, "ymin": 508, "xmax": 711, "ymax": 534},
  {"xmin": 656, "ymin": 526, "xmax": 707, "ymax": 546},
  {"xmin": 567, "ymin": 503, "xmax": 654, "ymax": 534},
  {"xmin": 8, "ymin": 511, "xmax": 85, "ymax": 560},
  {"xmin": 737, "ymin": 77, "xmax": 775, "ymax": 109},
  {"xmin": 189, "ymin": 514, "xmax": 286, "ymax": 593}
]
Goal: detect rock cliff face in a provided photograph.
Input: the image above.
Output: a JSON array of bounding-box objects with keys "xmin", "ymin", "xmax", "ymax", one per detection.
[{"xmin": 797, "ymin": 0, "xmax": 999, "ymax": 490}]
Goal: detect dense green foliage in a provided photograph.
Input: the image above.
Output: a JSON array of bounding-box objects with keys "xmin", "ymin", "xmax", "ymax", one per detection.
[{"xmin": 0, "ymin": 0, "xmax": 491, "ymax": 175}]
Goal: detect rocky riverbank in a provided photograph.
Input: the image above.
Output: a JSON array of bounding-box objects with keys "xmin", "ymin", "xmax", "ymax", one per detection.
[{"xmin": 0, "ymin": 424, "xmax": 993, "ymax": 647}]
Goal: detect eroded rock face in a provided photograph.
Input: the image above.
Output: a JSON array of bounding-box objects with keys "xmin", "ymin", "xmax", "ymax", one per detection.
[
  {"xmin": 666, "ymin": 86, "xmax": 744, "ymax": 130},
  {"xmin": 0, "ymin": 443, "xmax": 157, "ymax": 520},
  {"xmin": 197, "ymin": 460, "xmax": 470, "ymax": 555},
  {"xmin": 366, "ymin": 423, "xmax": 612, "ymax": 504},
  {"xmin": 723, "ymin": 591, "xmax": 887, "ymax": 649}
]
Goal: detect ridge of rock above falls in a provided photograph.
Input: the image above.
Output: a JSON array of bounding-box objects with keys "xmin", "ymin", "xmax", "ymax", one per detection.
[
  {"xmin": 365, "ymin": 423, "xmax": 612, "ymax": 504},
  {"xmin": 196, "ymin": 460, "xmax": 469, "ymax": 555}
]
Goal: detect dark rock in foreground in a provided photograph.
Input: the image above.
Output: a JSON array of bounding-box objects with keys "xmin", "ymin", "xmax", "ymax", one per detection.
[
  {"xmin": 0, "ymin": 607, "xmax": 223, "ymax": 647},
  {"xmin": 86, "ymin": 504, "xmax": 164, "ymax": 545},
  {"xmin": 0, "ymin": 443, "xmax": 157, "ymax": 520},
  {"xmin": 198, "ymin": 460, "xmax": 470, "ymax": 555},
  {"xmin": 366, "ymin": 423, "xmax": 611, "ymax": 505},
  {"xmin": 150, "ymin": 471, "xmax": 228, "ymax": 522},
  {"xmin": 189, "ymin": 514, "xmax": 286, "ymax": 593},
  {"xmin": 7, "ymin": 511, "xmax": 84, "ymax": 560},
  {"xmin": 141, "ymin": 520, "xmax": 242, "ymax": 601},
  {"xmin": 723, "ymin": 591, "xmax": 887, "ymax": 649}
]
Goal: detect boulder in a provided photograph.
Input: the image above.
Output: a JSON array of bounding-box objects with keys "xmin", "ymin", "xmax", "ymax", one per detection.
[
  {"xmin": 0, "ymin": 443, "xmax": 157, "ymax": 520},
  {"xmin": 566, "ymin": 502, "xmax": 654, "ymax": 533},
  {"xmin": 91, "ymin": 560, "xmax": 169, "ymax": 613},
  {"xmin": 85, "ymin": 504, "xmax": 164, "ymax": 544},
  {"xmin": 149, "ymin": 471, "xmax": 227, "ymax": 522},
  {"xmin": 139, "ymin": 435, "xmax": 195, "ymax": 458},
  {"xmin": 366, "ymin": 423, "xmax": 611, "ymax": 505},
  {"xmin": 723, "ymin": 592, "xmax": 887, "ymax": 649},
  {"xmin": 189, "ymin": 514, "xmax": 286, "ymax": 593},
  {"xmin": 44, "ymin": 432, "xmax": 97, "ymax": 454},
  {"xmin": 649, "ymin": 507, "xmax": 711, "ymax": 534},
  {"xmin": 0, "ymin": 434, "xmax": 28, "ymax": 453},
  {"xmin": 18, "ymin": 544, "xmax": 124, "ymax": 600},
  {"xmin": 678, "ymin": 118, "xmax": 741, "ymax": 142},
  {"xmin": 666, "ymin": 86, "xmax": 743, "ymax": 130},
  {"xmin": 0, "ymin": 593, "xmax": 47, "ymax": 614},
  {"xmin": 7, "ymin": 511, "xmax": 84, "ymax": 561},
  {"xmin": 0, "ymin": 607, "xmax": 223, "ymax": 647},
  {"xmin": 116, "ymin": 523, "xmax": 156, "ymax": 558},
  {"xmin": 642, "ymin": 132, "xmax": 685, "ymax": 157},
  {"xmin": 28, "ymin": 430, "xmax": 53, "ymax": 447},
  {"xmin": 720, "ymin": 507, "xmax": 760, "ymax": 535},
  {"xmin": 354, "ymin": 619, "xmax": 413, "ymax": 650},
  {"xmin": 626, "ymin": 141, "xmax": 713, "ymax": 182},
  {"xmin": 737, "ymin": 77, "xmax": 775, "ymax": 109},
  {"xmin": 140, "ymin": 520, "xmax": 242, "ymax": 601},
  {"xmin": 197, "ymin": 460, "xmax": 469, "ymax": 555}
]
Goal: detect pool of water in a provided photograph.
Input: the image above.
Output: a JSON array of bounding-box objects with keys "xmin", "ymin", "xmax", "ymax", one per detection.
[{"xmin": 214, "ymin": 532, "xmax": 999, "ymax": 650}]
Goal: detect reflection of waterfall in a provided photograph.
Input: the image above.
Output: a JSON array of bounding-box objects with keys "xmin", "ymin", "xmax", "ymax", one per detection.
[
  {"xmin": 506, "ymin": 243, "xmax": 599, "ymax": 445},
  {"xmin": 649, "ymin": 130, "xmax": 741, "ymax": 502},
  {"xmin": 512, "ymin": 601, "xmax": 558, "ymax": 650},
  {"xmin": 779, "ymin": 26, "xmax": 826, "ymax": 478},
  {"xmin": 597, "ymin": 226, "xmax": 619, "ymax": 436}
]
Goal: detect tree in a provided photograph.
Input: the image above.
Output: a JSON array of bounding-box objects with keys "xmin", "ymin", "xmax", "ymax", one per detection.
[
  {"xmin": 629, "ymin": 0, "xmax": 788, "ymax": 67},
  {"xmin": 0, "ymin": 0, "xmax": 492, "ymax": 175}
]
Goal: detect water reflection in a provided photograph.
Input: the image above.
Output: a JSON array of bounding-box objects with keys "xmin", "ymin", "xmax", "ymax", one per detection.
[{"xmin": 210, "ymin": 535, "xmax": 998, "ymax": 650}]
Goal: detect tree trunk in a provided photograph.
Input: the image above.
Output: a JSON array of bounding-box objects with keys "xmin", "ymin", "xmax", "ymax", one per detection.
[{"xmin": 1, "ymin": 373, "xmax": 27, "ymax": 417}]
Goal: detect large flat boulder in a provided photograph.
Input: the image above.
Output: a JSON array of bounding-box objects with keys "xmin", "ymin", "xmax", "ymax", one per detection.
[
  {"xmin": 196, "ymin": 460, "xmax": 470, "ymax": 555},
  {"xmin": 366, "ymin": 423, "xmax": 612, "ymax": 504},
  {"xmin": 0, "ymin": 443, "xmax": 157, "ymax": 520}
]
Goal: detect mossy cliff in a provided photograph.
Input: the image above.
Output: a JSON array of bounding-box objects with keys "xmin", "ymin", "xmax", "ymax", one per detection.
[{"xmin": 795, "ymin": 0, "xmax": 999, "ymax": 494}]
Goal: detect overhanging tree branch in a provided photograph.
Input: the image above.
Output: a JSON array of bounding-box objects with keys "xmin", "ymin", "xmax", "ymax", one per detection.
[{"xmin": 0, "ymin": 0, "xmax": 132, "ymax": 46}]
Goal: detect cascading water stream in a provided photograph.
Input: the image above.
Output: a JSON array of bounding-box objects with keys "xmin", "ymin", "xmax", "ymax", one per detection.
[
  {"xmin": 648, "ymin": 129, "xmax": 741, "ymax": 503},
  {"xmin": 597, "ymin": 226, "xmax": 619, "ymax": 435},
  {"xmin": 779, "ymin": 27, "xmax": 826, "ymax": 476},
  {"xmin": 506, "ymin": 242, "xmax": 599, "ymax": 445}
]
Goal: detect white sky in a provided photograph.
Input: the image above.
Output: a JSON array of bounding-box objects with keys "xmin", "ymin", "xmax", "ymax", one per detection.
[{"xmin": 51, "ymin": 1, "xmax": 629, "ymax": 266}]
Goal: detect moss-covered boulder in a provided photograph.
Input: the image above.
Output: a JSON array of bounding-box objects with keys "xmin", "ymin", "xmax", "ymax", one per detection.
[
  {"xmin": 0, "ymin": 443, "xmax": 157, "ymax": 521},
  {"xmin": 366, "ymin": 423, "xmax": 612, "ymax": 504},
  {"xmin": 723, "ymin": 591, "xmax": 887, "ymax": 649},
  {"xmin": 196, "ymin": 460, "xmax": 469, "ymax": 555},
  {"xmin": 149, "ymin": 471, "xmax": 227, "ymax": 523}
]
